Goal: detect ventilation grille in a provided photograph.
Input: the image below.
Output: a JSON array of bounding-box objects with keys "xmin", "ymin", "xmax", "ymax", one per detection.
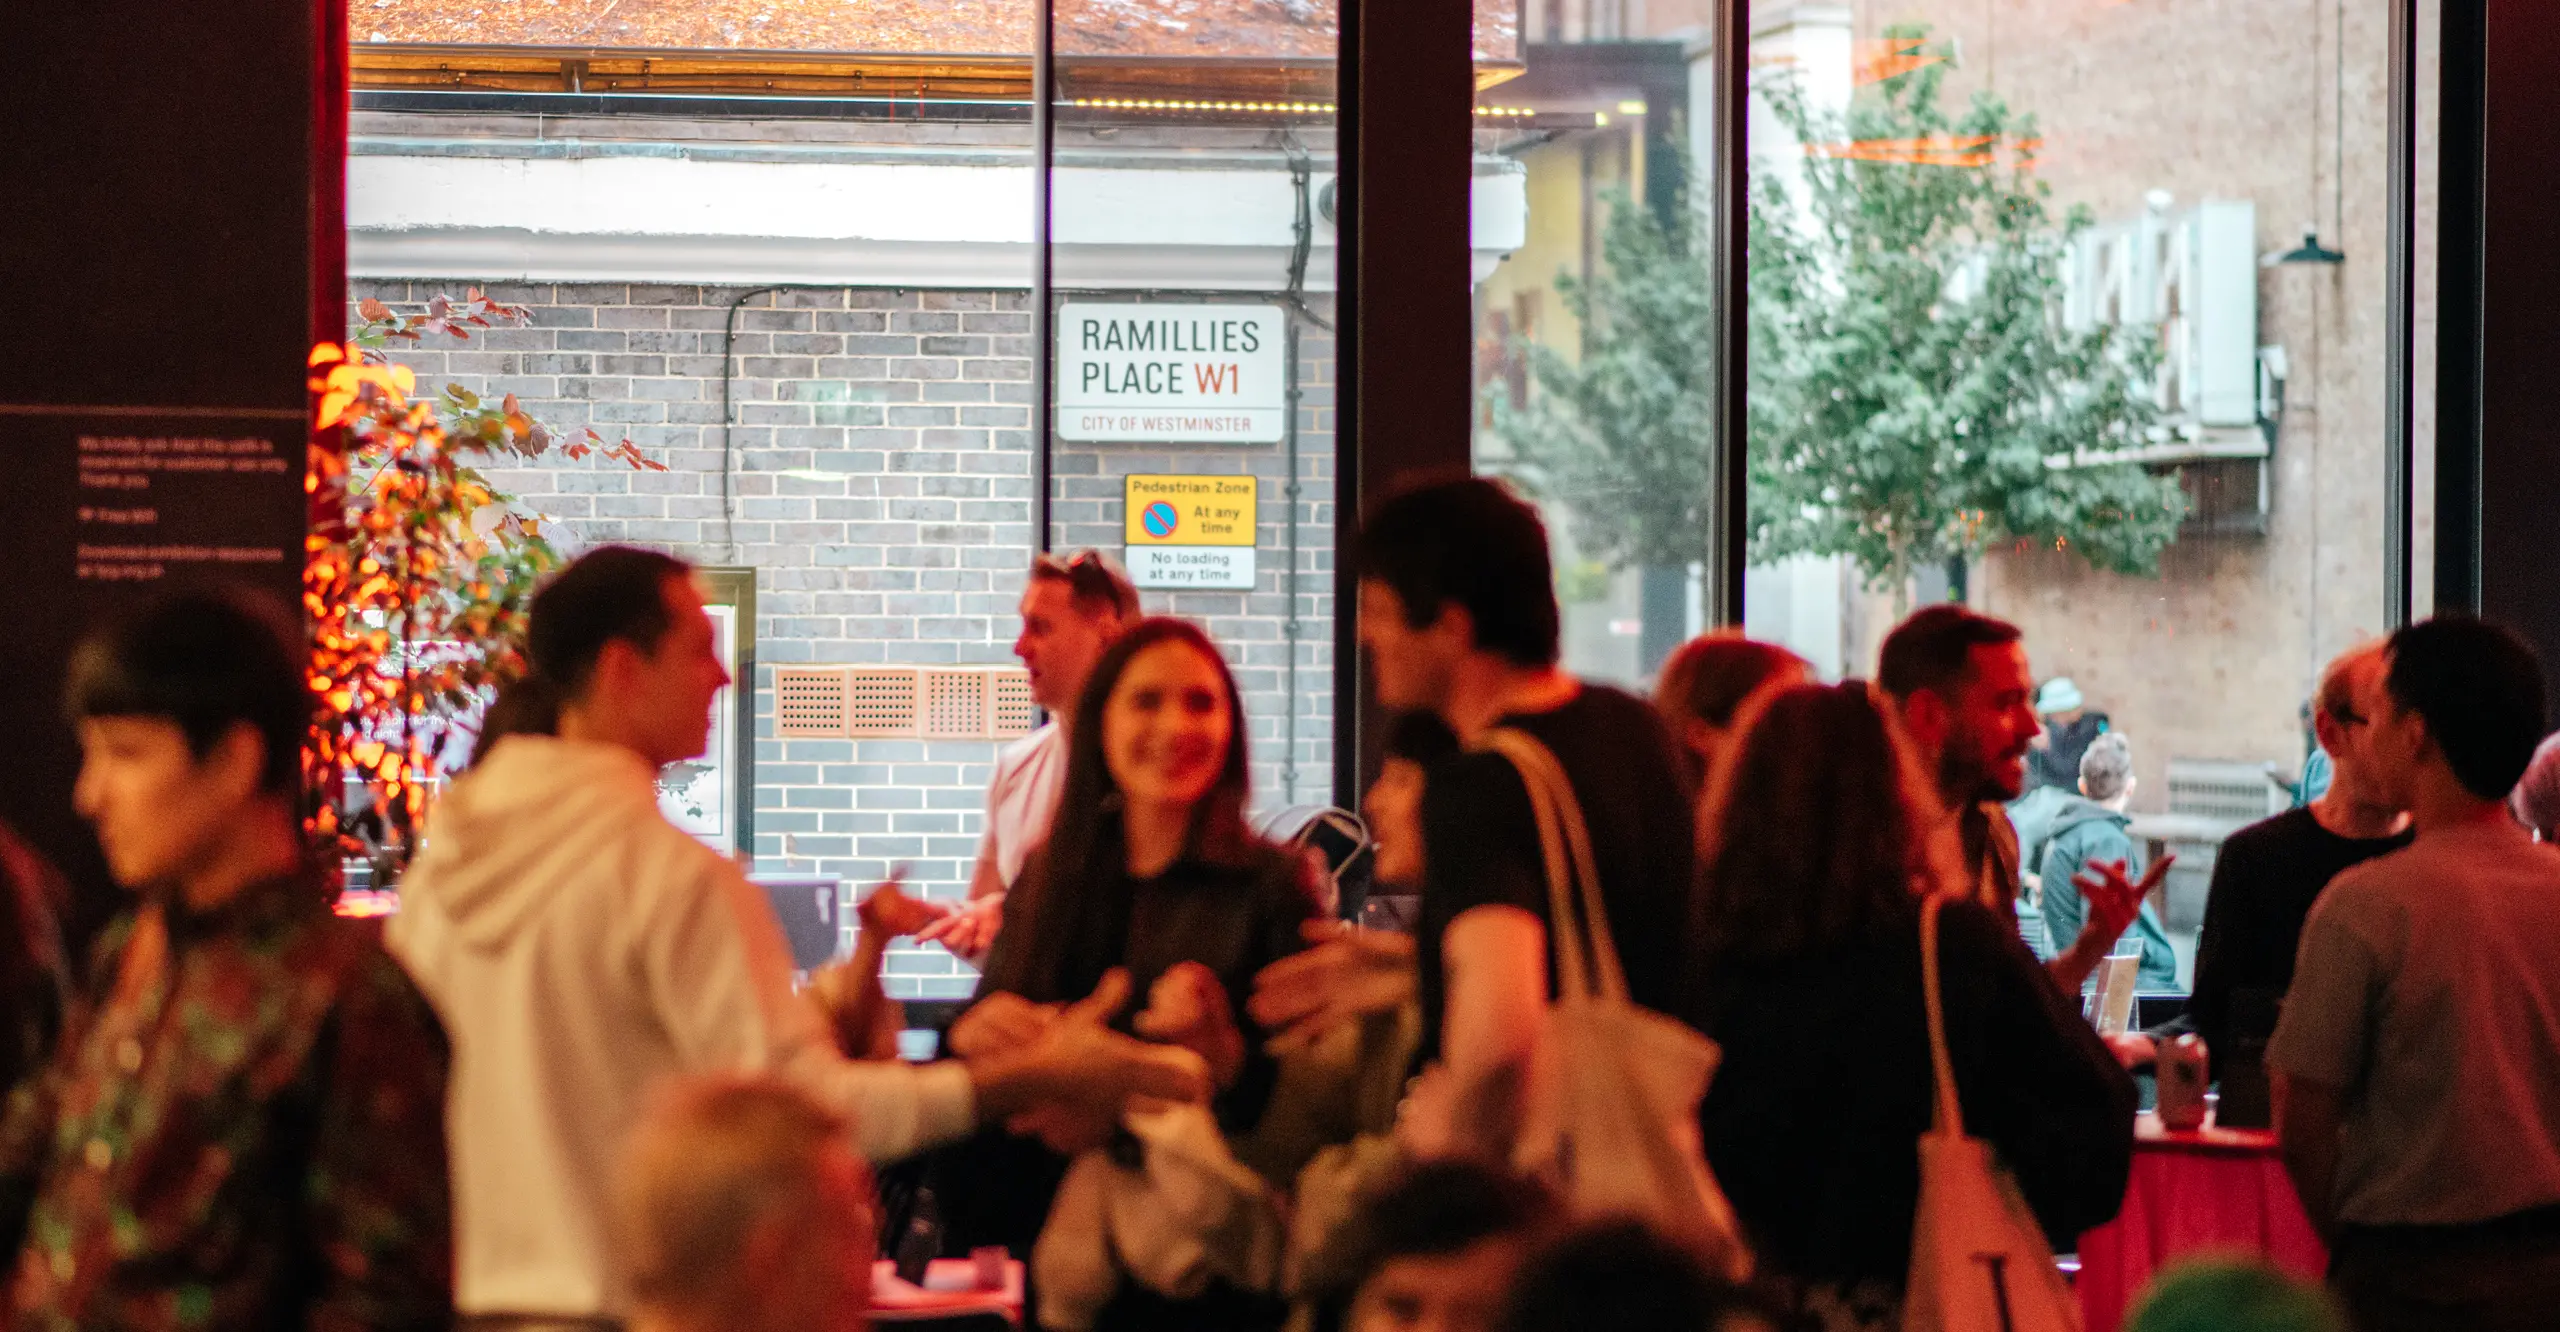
[
  {"xmin": 773, "ymin": 667, "xmax": 1034, "ymax": 740},
  {"xmin": 990, "ymin": 673, "xmax": 1038, "ymax": 736},
  {"xmin": 922, "ymin": 671, "xmax": 989, "ymax": 738},
  {"xmin": 847, "ymin": 670, "xmax": 919, "ymax": 737},
  {"xmin": 776, "ymin": 668, "xmax": 851, "ymax": 737}
]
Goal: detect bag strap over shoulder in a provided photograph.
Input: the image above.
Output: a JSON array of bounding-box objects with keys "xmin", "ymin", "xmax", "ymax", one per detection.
[
  {"xmin": 1475, "ymin": 729, "xmax": 1585, "ymax": 1000},
  {"xmin": 1475, "ymin": 728, "xmax": 1629, "ymax": 1005},
  {"xmin": 1522, "ymin": 738, "xmax": 1626, "ymax": 1004},
  {"xmin": 1920, "ymin": 894, "xmax": 1964, "ymax": 1138}
]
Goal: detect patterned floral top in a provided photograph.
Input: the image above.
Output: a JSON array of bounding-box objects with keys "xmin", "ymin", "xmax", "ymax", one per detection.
[
  {"xmin": 0, "ymin": 871, "xmax": 454, "ymax": 1332},
  {"xmin": 0, "ymin": 822, "xmax": 71, "ymax": 1103}
]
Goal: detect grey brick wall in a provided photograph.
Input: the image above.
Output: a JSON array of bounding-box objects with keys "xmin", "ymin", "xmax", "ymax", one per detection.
[{"xmin": 354, "ymin": 279, "xmax": 1338, "ymax": 997}]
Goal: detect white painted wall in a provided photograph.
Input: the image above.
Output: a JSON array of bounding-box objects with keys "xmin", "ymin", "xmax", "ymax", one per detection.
[{"xmin": 349, "ymin": 150, "xmax": 1530, "ymax": 290}]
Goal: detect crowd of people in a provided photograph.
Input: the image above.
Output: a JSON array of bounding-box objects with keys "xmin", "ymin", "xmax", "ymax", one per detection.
[{"xmin": 0, "ymin": 475, "xmax": 2555, "ymax": 1332}]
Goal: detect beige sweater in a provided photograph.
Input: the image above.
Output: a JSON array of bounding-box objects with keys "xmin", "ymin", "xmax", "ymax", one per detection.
[{"xmin": 390, "ymin": 735, "xmax": 974, "ymax": 1318}]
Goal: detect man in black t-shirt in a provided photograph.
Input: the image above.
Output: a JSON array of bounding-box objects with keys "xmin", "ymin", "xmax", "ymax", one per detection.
[
  {"xmin": 2172, "ymin": 641, "xmax": 2410, "ymax": 1085},
  {"xmin": 1347, "ymin": 479, "xmax": 1696, "ymax": 1080}
]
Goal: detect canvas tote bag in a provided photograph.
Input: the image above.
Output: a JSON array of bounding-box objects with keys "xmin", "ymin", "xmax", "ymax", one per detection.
[
  {"xmin": 1904, "ymin": 894, "xmax": 2081, "ymax": 1332},
  {"xmin": 1476, "ymin": 727, "xmax": 1752, "ymax": 1282}
]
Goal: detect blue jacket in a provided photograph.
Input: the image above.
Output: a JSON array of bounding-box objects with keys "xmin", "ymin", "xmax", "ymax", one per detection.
[{"xmin": 2038, "ymin": 796, "xmax": 2180, "ymax": 990}]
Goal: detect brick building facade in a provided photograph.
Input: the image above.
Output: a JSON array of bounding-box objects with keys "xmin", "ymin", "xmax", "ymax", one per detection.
[
  {"xmin": 354, "ymin": 278, "xmax": 1339, "ymax": 997},
  {"xmin": 1855, "ymin": 0, "xmax": 2422, "ymax": 809},
  {"xmin": 1541, "ymin": 0, "xmax": 2424, "ymax": 820}
]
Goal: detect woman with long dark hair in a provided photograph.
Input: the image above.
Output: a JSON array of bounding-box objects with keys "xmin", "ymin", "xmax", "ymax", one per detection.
[
  {"xmin": 940, "ymin": 617, "xmax": 1319, "ymax": 1328},
  {"xmin": 977, "ymin": 617, "xmax": 1312, "ymax": 1027},
  {"xmin": 1685, "ymin": 683, "xmax": 2133, "ymax": 1330}
]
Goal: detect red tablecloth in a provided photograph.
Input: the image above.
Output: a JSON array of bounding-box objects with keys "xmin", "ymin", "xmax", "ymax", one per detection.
[
  {"xmin": 871, "ymin": 1257, "xmax": 1025, "ymax": 1325},
  {"xmin": 2077, "ymin": 1116, "xmax": 2328, "ymax": 1332}
]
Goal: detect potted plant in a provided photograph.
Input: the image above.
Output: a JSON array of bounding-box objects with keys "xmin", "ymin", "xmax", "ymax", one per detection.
[{"xmin": 305, "ymin": 290, "xmax": 664, "ymax": 898}]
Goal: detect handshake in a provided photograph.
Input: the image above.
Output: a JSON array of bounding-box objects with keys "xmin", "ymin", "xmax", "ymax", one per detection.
[
  {"xmin": 798, "ymin": 880, "xmax": 1219, "ymax": 1145},
  {"xmin": 815, "ymin": 879, "xmax": 1424, "ymax": 1153}
]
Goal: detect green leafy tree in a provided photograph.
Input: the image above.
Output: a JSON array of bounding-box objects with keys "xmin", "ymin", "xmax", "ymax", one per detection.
[
  {"xmin": 1492, "ymin": 28, "xmax": 2185, "ymax": 602},
  {"xmin": 1484, "ymin": 179, "xmax": 1721, "ymax": 578}
]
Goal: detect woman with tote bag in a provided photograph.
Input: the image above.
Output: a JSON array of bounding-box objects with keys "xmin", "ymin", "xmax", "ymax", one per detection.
[{"xmin": 1684, "ymin": 683, "xmax": 2135, "ymax": 1331}]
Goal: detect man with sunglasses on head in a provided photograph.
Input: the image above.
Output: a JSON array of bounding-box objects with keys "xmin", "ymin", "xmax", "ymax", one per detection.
[{"xmin": 917, "ymin": 550, "xmax": 1140, "ymax": 963}]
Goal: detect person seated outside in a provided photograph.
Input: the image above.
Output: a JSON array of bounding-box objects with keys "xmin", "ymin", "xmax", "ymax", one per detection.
[
  {"xmin": 2038, "ymin": 733, "xmax": 2178, "ymax": 991},
  {"xmin": 1685, "ymin": 682, "xmax": 2134, "ymax": 1326},
  {"xmin": 2294, "ymin": 692, "xmax": 2338, "ymax": 809},
  {"xmin": 938, "ymin": 618, "xmax": 1319, "ymax": 1328},
  {"xmin": 1652, "ymin": 633, "xmax": 1811, "ymax": 801},
  {"xmin": 2010, "ymin": 676, "xmax": 2107, "ymax": 901},
  {"xmin": 617, "ymin": 1075, "xmax": 874, "ymax": 1332},
  {"xmin": 393, "ymin": 547, "xmax": 1201, "ymax": 1326},
  {"xmin": 0, "ymin": 586, "xmax": 454, "ymax": 1330},
  {"xmin": 1330, "ymin": 1161, "xmax": 1556, "ymax": 1332},
  {"xmin": 2025, "ymin": 676, "xmax": 2110, "ymax": 793},
  {"xmin": 1350, "ymin": 478, "xmax": 1695, "ymax": 1160},
  {"xmin": 1494, "ymin": 1220, "xmax": 1781, "ymax": 1332}
]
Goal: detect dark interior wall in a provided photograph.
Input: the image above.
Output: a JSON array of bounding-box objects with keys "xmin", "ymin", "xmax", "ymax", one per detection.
[
  {"xmin": 2436, "ymin": 0, "xmax": 2484, "ymax": 617},
  {"xmin": 2473, "ymin": 0, "xmax": 2560, "ymax": 717},
  {"xmin": 1335, "ymin": 0, "xmax": 1481, "ymax": 797},
  {"xmin": 0, "ymin": 0, "xmax": 331, "ymax": 927},
  {"xmin": 0, "ymin": 0, "xmax": 330, "ymax": 409}
]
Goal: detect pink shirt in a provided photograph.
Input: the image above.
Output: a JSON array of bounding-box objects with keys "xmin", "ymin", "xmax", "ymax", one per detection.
[
  {"xmin": 2270, "ymin": 824, "xmax": 2560, "ymax": 1226},
  {"xmin": 974, "ymin": 724, "xmax": 1066, "ymax": 896}
]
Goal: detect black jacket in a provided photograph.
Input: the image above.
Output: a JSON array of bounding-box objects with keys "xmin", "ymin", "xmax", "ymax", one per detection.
[
  {"xmin": 935, "ymin": 845, "xmax": 1318, "ymax": 1285},
  {"xmin": 2027, "ymin": 713, "xmax": 2112, "ymax": 793},
  {"xmin": 1690, "ymin": 899, "xmax": 2136, "ymax": 1289}
]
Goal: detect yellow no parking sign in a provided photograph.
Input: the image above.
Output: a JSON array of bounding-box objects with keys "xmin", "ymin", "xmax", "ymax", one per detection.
[{"xmin": 1123, "ymin": 474, "xmax": 1257, "ymax": 590}]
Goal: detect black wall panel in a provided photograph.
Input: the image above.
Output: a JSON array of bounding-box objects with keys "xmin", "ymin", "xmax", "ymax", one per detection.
[{"xmin": 0, "ymin": 0, "xmax": 330, "ymax": 926}]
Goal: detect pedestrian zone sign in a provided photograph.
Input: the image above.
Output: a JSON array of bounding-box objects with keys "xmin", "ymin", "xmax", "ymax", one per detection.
[{"xmin": 1123, "ymin": 474, "xmax": 1257, "ymax": 590}]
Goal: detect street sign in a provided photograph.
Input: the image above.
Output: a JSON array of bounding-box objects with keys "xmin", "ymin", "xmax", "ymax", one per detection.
[
  {"xmin": 1123, "ymin": 474, "xmax": 1258, "ymax": 590},
  {"xmin": 1059, "ymin": 304, "xmax": 1287, "ymax": 443}
]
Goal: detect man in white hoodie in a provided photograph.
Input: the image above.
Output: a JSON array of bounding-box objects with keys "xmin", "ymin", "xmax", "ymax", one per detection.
[{"xmin": 392, "ymin": 546, "xmax": 1203, "ymax": 1328}]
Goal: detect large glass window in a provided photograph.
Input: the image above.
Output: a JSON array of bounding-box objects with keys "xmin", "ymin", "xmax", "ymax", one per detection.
[
  {"xmin": 1044, "ymin": 17, "xmax": 1348, "ymax": 827},
  {"xmin": 349, "ymin": 16, "xmax": 1048, "ymax": 996},
  {"xmin": 1473, "ymin": 36, "xmax": 1702, "ymax": 687},
  {"xmin": 348, "ymin": 0, "xmax": 2427, "ymax": 996},
  {"xmin": 1477, "ymin": 1, "xmax": 2428, "ymax": 986},
  {"xmin": 345, "ymin": 1, "xmax": 1512, "ymax": 995}
]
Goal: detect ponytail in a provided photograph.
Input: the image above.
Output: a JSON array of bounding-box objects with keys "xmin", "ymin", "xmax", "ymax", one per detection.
[{"xmin": 470, "ymin": 673, "xmax": 561, "ymax": 768}]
